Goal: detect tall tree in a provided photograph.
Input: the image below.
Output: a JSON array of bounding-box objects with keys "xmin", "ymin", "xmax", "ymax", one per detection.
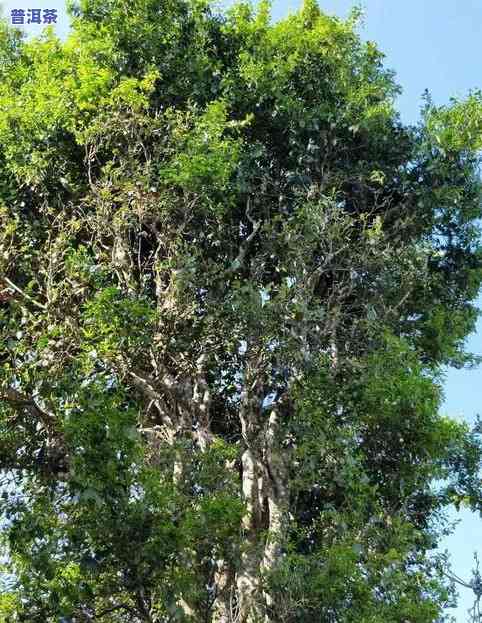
[{"xmin": 1, "ymin": 1, "xmax": 482, "ymax": 621}]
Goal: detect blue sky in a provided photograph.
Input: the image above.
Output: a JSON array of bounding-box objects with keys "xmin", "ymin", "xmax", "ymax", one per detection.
[{"xmin": 2, "ymin": 0, "xmax": 482, "ymax": 620}]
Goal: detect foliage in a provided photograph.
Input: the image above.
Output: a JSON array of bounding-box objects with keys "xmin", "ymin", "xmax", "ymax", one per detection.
[{"xmin": 1, "ymin": 1, "xmax": 482, "ymax": 622}]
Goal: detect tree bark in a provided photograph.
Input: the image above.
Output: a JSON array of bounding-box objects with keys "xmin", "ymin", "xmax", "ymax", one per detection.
[{"xmin": 261, "ymin": 408, "xmax": 289, "ymax": 617}]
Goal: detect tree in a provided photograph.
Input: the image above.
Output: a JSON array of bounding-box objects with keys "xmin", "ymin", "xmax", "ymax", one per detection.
[{"xmin": 1, "ymin": 1, "xmax": 482, "ymax": 621}]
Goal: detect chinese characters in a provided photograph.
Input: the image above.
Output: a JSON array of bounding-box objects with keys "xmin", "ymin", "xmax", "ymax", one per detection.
[{"xmin": 10, "ymin": 9, "xmax": 58, "ymax": 25}]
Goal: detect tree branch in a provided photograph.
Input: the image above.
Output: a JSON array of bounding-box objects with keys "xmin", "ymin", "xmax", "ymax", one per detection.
[
  {"xmin": 227, "ymin": 198, "xmax": 261, "ymax": 274},
  {"xmin": 2, "ymin": 387, "xmax": 56, "ymax": 429},
  {"xmin": 2, "ymin": 277, "xmax": 47, "ymax": 310}
]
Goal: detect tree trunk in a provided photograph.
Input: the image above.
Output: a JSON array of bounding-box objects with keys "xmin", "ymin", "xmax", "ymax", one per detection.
[
  {"xmin": 261, "ymin": 408, "xmax": 288, "ymax": 616},
  {"xmin": 236, "ymin": 446, "xmax": 264, "ymax": 623}
]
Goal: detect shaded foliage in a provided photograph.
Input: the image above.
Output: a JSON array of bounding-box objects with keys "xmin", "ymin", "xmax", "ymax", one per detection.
[{"xmin": 1, "ymin": 1, "xmax": 482, "ymax": 621}]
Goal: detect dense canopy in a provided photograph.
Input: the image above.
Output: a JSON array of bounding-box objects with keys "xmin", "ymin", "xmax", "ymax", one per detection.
[{"xmin": 1, "ymin": 1, "xmax": 482, "ymax": 621}]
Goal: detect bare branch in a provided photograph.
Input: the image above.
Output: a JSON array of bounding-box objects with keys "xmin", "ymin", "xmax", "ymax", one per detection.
[
  {"xmin": 2, "ymin": 277, "xmax": 47, "ymax": 310},
  {"xmin": 227, "ymin": 198, "xmax": 261, "ymax": 274},
  {"xmin": 2, "ymin": 387, "xmax": 56, "ymax": 429}
]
